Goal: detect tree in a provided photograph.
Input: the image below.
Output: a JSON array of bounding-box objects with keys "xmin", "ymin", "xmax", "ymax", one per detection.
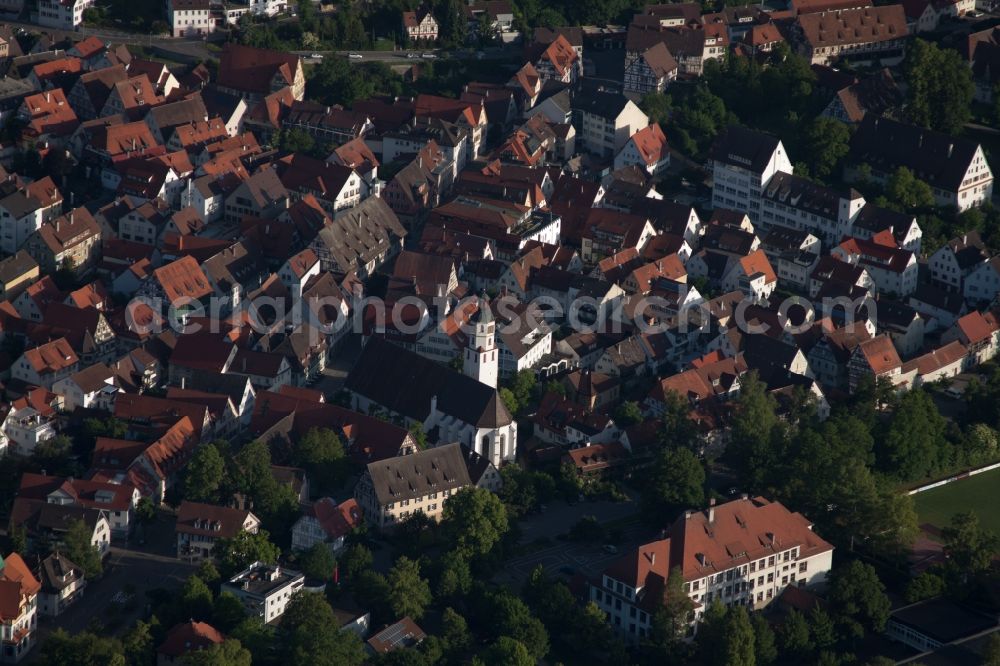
[
  {"xmin": 751, "ymin": 613, "xmax": 777, "ymax": 666},
  {"xmin": 136, "ymin": 497, "xmax": 157, "ymax": 525},
  {"xmin": 728, "ymin": 372, "xmax": 784, "ymax": 490},
  {"xmin": 212, "ymin": 592, "xmax": 247, "ymax": 634},
  {"xmin": 807, "ymin": 607, "xmax": 836, "ymax": 651},
  {"xmin": 122, "ymin": 620, "xmax": 156, "ymax": 666},
  {"xmin": 801, "ymin": 117, "xmax": 851, "ymax": 181},
  {"xmin": 476, "ymin": 637, "xmax": 533, "ymax": 666},
  {"xmin": 721, "ymin": 606, "xmax": 756, "ymax": 666},
  {"xmin": 340, "ymin": 543, "xmax": 373, "ymax": 581},
  {"xmin": 642, "ymin": 446, "xmax": 705, "ymax": 522},
  {"xmin": 884, "ymin": 166, "xmax": 935, "ymax": 213},
  {"xmin": 778, "ymin": 609, "xmax": 813, "ymax": 660},
  {"xmin": 408, "ymin": 422, "xmax": 428, "ymax": 450},
  {"xmin": 487, "ymin": 590, "xmax": 549, "ymax": 660},
  {"xmin": 181, "ymin": 639, "xmax": 252, "ymax": 666},
  {"xmin": 179, "ymin": 575, "xmax": 214, "ymax": 621},
  {"xmin": 388, "ymin": 556, "xmax": 432, "ymax": 620},
  {"xmin": 905, "ymin": 571, "xmax": 946, "ymax": 603},
  {"xmin": 216, "ymin": 530, "xmax": 280, "ymax": 577},
  {"xmin": 441, "ymin": 607, "xmax": 472, "ymax": 655},
  {"xmin": 984, "ymin": 633, "xmax": 1000, "ymax": 666},
  {"xmin": 659, "ymin": 389, "xmax": 701, "ymax": 451},
  {"xmin": 614, "ymin": 401, "xmax": 643, "ymax": 426},
  {"xmin": 903, "ymin": 39, "xmax": 974, "ymax": 134},
  {"xmin": 499, "ymin": 387, "xmax": 519, "ymax": 416},
  {"xmin": 294, "ymin": 428, "xmax": 346, "ymax": 489},
  {"xmin": 941, "ymin": 511, "xmax": 999, "ymax": 577},
  {"xmin": 281, "ymin": 592, "xmax": 366, "ymax": 666},
  {"xmin": 39, "ymin": 629, "xmax": 126, "ymax": 666},
  {"xmin": 880, "ymin": 389, "xmax": 947, "ymax": 481},
  {"xmin": 65, "ymin": 518, "xmax": 103, "ymax": 579},
  {"xmin": 184, "ymin": 444, "xmax": 226, "ymax": 503},
  {"xmin": 354, "ymin": 570, "xmax": 393, "ymax": 623},
  {"xmin": 441, "ymin": 487, "xmax": 509, "ymax": 558},
  {"xmin": 827, "ymin": 561, "xmax": 891, "ymax": 639},
  {"xmin": 434, "ymin": 0, "xmax": 467, "ymax": 48},
  {"xmin": 649, "ymin": 566, "xmax": 695, "ymax": 648},
  {"xmin": 197, "ymin": 559, "xmax": 221, "ymax": 585},
  {"xmin": 436, "ymin": 549, "xmax": 473, "ymax": 599},
  {"xmin": 299, "ymin": 542, "xmax": 337, "ymax": 581}
]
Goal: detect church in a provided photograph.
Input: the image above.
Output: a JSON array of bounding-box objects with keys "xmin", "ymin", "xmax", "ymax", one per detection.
[{"xmin": 345, "ymin": 305, "xmax": 517, "ymax": 466}]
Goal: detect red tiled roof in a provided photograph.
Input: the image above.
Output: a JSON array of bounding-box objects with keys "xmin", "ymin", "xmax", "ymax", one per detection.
[
  {"xmin": 153, "ymin": 255, "xmax": 213, "ymax": 303},
  {"xmin": 858, "ymin": 334, "xmax": 901, "ymax": 374},
  {"xmin": 956, "ymin": 310, "xmax": 999, "ymax": 345},
  {"xmin": 158, "ymin": 621, "xmax": 224, "ymax": 658},
  {"xmin": 22, "ymin": 337, "xmax": 78, "ymax": 374}
]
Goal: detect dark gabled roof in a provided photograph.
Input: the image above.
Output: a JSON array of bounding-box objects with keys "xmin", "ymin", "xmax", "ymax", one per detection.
[
  {"xmin": 850, "ymin": 115, "xmax": 983, "ymax": 191},
  {"xmin": 345, "ymin": 338, "xmax": 512, "ymax": 428},
  {"xmin": 708, "ymin": 125, "xmax": 783, "ymax": 173},
  {"xmin": 572, "ymin": 88, "xmax": 633, "ymax": 121},
  {"xmin": 365, "ymin": 443, "xmax": 472, "ymax": 505}
]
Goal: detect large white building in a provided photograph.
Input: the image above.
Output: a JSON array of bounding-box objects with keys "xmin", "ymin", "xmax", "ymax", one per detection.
[
  {"xmin": 709, "ymin": 126, "xmax": 793, "ymax": 222},
  {"xmin": 0, "ymin": 553, "xmax": 40, "ymax": 663},
  {"xmin": 37, "ymin": 0, "xmax": 93, "ymax": 29},
  {"xmin": 463, "ymin": 302, "xmax": 499, "ymax": 389},
  {"xmin": 591, "ymin": 496, "xmax": 834, "ymax": 643},
  {"xmin": 221, "ymin": 562, "xmax": 304, "ymax": 623}
]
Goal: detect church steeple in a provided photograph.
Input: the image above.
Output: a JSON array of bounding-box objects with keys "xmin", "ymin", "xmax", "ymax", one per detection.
[{"xmin": 463, "ymin": 294, "xmax": 498, "ymax": 389}]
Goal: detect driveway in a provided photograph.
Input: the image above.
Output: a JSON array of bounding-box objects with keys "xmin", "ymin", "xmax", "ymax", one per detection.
[{"xmin": 315, "ymin": 333, "xmax": 362, "ymax": 399}]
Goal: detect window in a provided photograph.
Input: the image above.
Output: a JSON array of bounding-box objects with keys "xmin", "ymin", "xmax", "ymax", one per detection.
[
  {"xmin": 767, "ymin": 573, "xmax": 774, "ymax": 583},
  {"xmin": 768, "ymin": 556, "xmax": 775, "ymax": 567},
  {"xmin": 799, "ymin": 562, "xmax": 808, "ymax": 573}
]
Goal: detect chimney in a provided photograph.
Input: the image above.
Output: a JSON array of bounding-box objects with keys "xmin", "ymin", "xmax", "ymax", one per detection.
[{"xmin": 708, "ymin": 498, "xmax": 716, "ymax": 523}]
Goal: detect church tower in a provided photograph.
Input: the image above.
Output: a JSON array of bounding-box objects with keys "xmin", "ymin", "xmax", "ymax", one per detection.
[{"xmin": 463, "ymin": 296, "xmax": 498, "ymax": 389}]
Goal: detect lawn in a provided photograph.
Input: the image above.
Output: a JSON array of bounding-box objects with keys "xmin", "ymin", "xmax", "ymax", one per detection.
[{"xmin": 913, "ymin": 466, "xmax": 1000, "ymax": 534}]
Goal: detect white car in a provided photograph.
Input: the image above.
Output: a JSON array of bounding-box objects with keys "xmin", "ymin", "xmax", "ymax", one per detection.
[
  {"xmin": 348, "ymin": 53, "xmax": 363, "ymax": 59},
  {"xmin": 309, "ymin": 53, "xmax": 323, "ymax": 60},
  {"xmin": 406, "ymin": 52, "xmax": 419, "ymax": 59},
  {"xmin": 421, "ymin": 52, "xmax": 437, "ymax": 59}
]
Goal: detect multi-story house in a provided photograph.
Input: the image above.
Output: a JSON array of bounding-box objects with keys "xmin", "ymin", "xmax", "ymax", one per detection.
[
  {"xmin": 167, "ymin": 0, "xmax": 214, "ymax": 37},
  {"xmin": 0, "ymin": 553, "xmax": 40, "ymax": 663},
  {"xmin": 614, "ymin": 124, "xmax": 670, "ymax": 176},
  {"xmin": 847, "ymin": 334, "xmax": 903, "ymax": 391},
  {"xmin": 847, "ymin": 116, "xmax": 994, "ymax": 212},
  {"xmin": 942, "ymin": 309, "xmax": 1000, "ymax": 366},
  {"xmin": 964, "ymin": 257, "xmax": 1000, "ymax": 306},
  {"xmin": 354, "ymin": 443, "xmax": 473, "ymax": 531},
  {"xmin": 221, "ymin": 562, "xmax": 304, "ymax": 623},
  {"xmin": 591, "ymin": 497, "xmax": 834, "ymax": 642},
  {"xmin": 709, "ymin": 126, "xmax": 793, "ymax": 223},
  {"xmin": 402, "ymin": 6, "xmax": 439, "ymax": 43},
  {"xmin": 37, "ymin": 0, "xmax": 93, "ymax": 29},
  {"xmin": 793, "ymin": 5, "xmax": 909, "ymax": 66},
  {"xmin": 216, "ymin": 44, "xmax": 304, "ymax": 102},
  {"xmin": 833, "ymin": 235, "xmax": 918, "ymax": 297},
  {"xmin": 0, "ymin": 251, "xmax": 39, "ymax": 301},
  {"xmin": 928, "ymin": 232, "xmax": 989, "ymax": 294},
  {"xmin": 533, "ymin": 34, "xmax": 580, "ymax": 84},
  {"xmin": 0, "ymin": 177, "xmax": 63, "ymax": 255},
  {"xmin": 12, "ymin": 339, "xmax": 80, "ymax": 390},
  {"xmin": 572, "ymin": 88, "xmax": 650, "ymax": 159},
  {"xmin": 36, "ymin": 553, "xmax": 85, "ymax": 618},
  {"xmin": 175, "ymin": 501, "xmax": 261, "ymax": 561},
  {"xmin": 224, "ymin": 166, "xmax": 289, "ymax": 223},
  {"xmin": 290, "ymin": 498, "xmax": 361, "ymax": 554},
  {"xmin": 23, "ymin": 207, "xmax": 102, "ymax": 277},
  {"xmin": 623, "ymin": 42, "xmax": 678, "ymax": 94}
]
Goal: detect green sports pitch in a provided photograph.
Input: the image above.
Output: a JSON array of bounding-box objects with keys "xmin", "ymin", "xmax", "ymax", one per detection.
[{"xmin": 913, "ymin": 466, "xmax": 1000, "ymax": 535}]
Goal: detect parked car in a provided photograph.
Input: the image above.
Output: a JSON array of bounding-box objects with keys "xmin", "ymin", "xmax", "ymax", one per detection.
[
  {"xmin": 348, "ymin": 53, "xmax": 363, "ymax": 59},
  {"xmin": 309, "ymin": 53, "xmax": 323, "ymax": 60},
  {"xmin": 406, "ymin": 52, "xmax": 419, "ymax": 58},
  {"xmin": 421, "ymin": 52, "xmax": 438, "ymax": 59},
  {"xmin": 603, "ymin": 544, "xmax": 618, "ymax": 554}
]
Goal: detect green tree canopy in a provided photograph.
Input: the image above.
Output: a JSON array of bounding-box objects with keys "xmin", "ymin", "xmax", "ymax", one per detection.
[
  {"xmin": 642, "ymin": 446, "xmax": 705, "ymax": 522},
  {"xmin": 281, "ymin": 592, "xmax": 366, "ymax": 666},
  {"xmin": 298, "ymin": 542, "xmax": 337, "ymax": 582},
  {"xmin": 39, "ymin": 629, "xmax": 125, "ymax": 666},
  {"xmin": 441, "ymin": 486, "xmax": 509, "ymax": 558},
  {"xmin": 64, "ymin": 518, "xmax": 103, "ymax": 579},
  {"xmin": 903, "ymin": 39, "xmax": 975, "ymax": 134},
  {"xmin": 827, "ymin": 561, "xmax": 891, "ymax": 639},
  {"xmin": 387, "ymin": 556, "xmax": 433, "ymax": 620},
  {"xmin": 181, "ymin": 639, "xmax": 252, "ymax": 666},
  {"xmin": 185, "ymin": 443, "xmax": 226, "ymax": 503},
  {"xmin": 216, "ymin": 530, "xmax": 280, "ymax": 578}
]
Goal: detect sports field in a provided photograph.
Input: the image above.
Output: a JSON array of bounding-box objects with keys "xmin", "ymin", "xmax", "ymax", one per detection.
[{"xmin": 913, "ymin": 467, "xmax": 1000, "ymax": 534}]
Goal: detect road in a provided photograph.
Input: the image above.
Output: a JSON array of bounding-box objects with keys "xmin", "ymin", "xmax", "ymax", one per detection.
[
  {"xmin": 292, "ymin": 47, "xmax": 514, "ymax": 65},
  {"xmin": 27, "ymin": 515, "xmax": 196, "ymax": 662}
]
